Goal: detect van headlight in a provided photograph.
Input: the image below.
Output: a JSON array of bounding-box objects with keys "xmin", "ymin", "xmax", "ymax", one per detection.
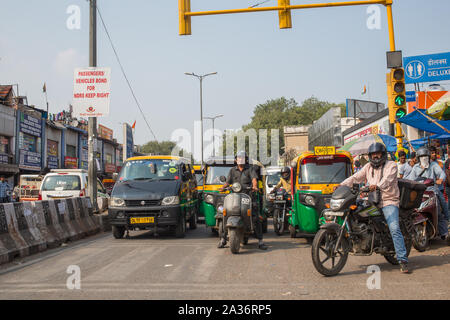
[
  {"xmin": 204, "ymin": 194, "xmax": 214, "ymax": 205},
  {"xmin": 162, "ymin": 196, "xmax": 180, "ymax": 205},
  {"xmin": 109, "ymin": 197, "xmax": 125, "ymax": 207},
  {"xmin": 330, "ymin": 199, "xmax": 345, "ymax": 211}
]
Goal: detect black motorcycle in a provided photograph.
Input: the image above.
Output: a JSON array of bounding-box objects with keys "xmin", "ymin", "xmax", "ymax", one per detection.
[
  {"xmin": 311, "ymin": 181, "xmax": 425, "ymax": 276},
  {"xmin": 271, "ymin": 188, "xmax": 291, "ymax": 236}
]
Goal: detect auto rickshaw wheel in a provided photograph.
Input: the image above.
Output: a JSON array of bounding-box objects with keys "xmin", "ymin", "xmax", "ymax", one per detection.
[
  {"xmin": 242, "ymin": 236, "xmax": 249, "ymax": 245},
  {"xmin": 189, "ymin": 210, "xmax": 197, "ymax": 230},
  {"xmin": 289, "ymin": 224, "xmax": 296, "ymax": 238},
  {"xmin": 175, "ymin": 214, "xmax": 186, "ymax": 238}
]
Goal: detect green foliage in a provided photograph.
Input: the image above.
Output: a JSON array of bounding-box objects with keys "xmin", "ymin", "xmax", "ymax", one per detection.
[{"xmin": 140, "ymin": 140, "xmax": 194, "ymax": 163}]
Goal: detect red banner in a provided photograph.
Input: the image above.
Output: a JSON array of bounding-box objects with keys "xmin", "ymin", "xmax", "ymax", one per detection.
[
  {"xmin": 105, "ymin": 163, "xmax": 116, "ymax": 173},
  {"xmin": 64, "ymin": 156, "xmax": 78, "ymax": 169}
]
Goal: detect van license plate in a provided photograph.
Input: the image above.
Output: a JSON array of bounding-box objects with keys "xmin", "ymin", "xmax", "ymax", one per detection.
[{"xmin": 130, "ymin": 217, "xmax": 154, "ymax": 224}]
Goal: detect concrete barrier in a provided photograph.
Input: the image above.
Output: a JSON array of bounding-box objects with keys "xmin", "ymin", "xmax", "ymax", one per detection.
[{"xmin": 0, "ymin": 197, "xmax": 104, "ymax": 265}]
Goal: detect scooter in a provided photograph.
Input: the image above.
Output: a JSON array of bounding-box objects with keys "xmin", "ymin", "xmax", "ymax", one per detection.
[
  {"xmin": 218, "ymin": 176, "xmax": 254, "ymax": 254},
  {"xmin": 412, "ymin": 178, "xmax": 440, "ymax": 252}
]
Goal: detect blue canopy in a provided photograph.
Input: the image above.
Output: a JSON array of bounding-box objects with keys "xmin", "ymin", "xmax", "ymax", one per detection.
[
  {"xmin": 404, "ymin": 133, "xmax": 450, "ymax": 150},
  {"xmin": 398, "ymin": 110, "xmax": 450, "ymax": 135}
]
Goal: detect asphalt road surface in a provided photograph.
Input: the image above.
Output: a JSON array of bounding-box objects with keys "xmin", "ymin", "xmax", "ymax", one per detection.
[{"xmin": 0, "ymin": 220, "xmax": 448, "ymax": 300}]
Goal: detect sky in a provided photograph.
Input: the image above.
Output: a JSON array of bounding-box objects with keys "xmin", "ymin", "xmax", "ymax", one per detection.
[{"xmin": 1, "ymin": 0, "xmax": 449, "ymax": 161}]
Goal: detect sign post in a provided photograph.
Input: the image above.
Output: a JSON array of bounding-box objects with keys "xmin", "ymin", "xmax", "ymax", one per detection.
[{"xmin": 403, "ymin": 52, "xmax": 450, "ymax": 84}]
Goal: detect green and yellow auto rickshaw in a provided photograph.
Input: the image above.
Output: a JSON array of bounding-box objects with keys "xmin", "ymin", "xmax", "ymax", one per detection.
[
  {"xmin": 288, "ymin": 147, "xmax": 353, "ymax": 240},
  {"xmin": 201, "ymin": 156, "xmax": 235, "ymax": 234}
]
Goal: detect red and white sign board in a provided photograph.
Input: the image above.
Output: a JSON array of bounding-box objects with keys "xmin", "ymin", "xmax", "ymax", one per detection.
[{"xmin": 73, "ymin": 67, "xmax": 111, "ymax": 117}]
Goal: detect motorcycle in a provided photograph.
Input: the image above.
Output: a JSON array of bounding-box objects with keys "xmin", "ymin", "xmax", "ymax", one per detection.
[
  {"xmin": 219, "ymin": 176, "xmax": 255, "ymax": 254},
  {"xmin": 311, "ymin": 182, "xmax": 424, "ymax": 276},
  {"xmin": 412, "ymin": 179, "xmax": 439, "ymax": 252},
  {"xmin": 270, "ymin": 188, "xmax": 291, "ymax": 235}
]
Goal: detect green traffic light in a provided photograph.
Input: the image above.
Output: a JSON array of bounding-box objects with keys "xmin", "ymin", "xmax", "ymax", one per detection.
[
  {"xmin": 394, "ymin": 95, "xmax": 405, "ymax": 106},
  {"xmin": 395, "ymin": 108, "xmax": 406, "ymax": 119}
]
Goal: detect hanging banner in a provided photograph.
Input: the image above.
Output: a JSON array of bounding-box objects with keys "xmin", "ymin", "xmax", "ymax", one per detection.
[{"xmin": 72, "ymin": 67, "xmax": 111, "ymax": 117}]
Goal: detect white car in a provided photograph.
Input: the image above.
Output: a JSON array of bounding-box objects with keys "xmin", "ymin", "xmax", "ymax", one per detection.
[{"xmin": 39, "ymin": 169, "xmax": 109, "ymax": 211}]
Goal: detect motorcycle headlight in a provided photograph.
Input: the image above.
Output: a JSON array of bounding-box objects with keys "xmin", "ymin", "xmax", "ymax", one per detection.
[
  {"xmin": 231, "ymin": 183, "xmax": 242, "ymax": 193},
  {"xmin": 217, "ymin": 205, "xmax": 224, "ymax": 214},
  {"xmin": 330, "ymin": 198, "xmax": 345, "ymax": 211},
  {"xmin": 162, "ymin": 196, "xmax": 180, "ymax": 206},
  {"xmin": 268, "ymin": 194, "xmax": 276, "ymax": 201},
  {"xmin": 276, "ymin": 195, "xmax": 284, "ymax": 201},
  {"xmin": 304, "ymin": 195, "xmax": 316, "ymax": 206},
  {"xmin": 204, "ymin": 194, "xmax": 214, "ymax": 205},
  {"xmin": 109, "ymin": 197, "xmax": 125, "ymax": 207}
]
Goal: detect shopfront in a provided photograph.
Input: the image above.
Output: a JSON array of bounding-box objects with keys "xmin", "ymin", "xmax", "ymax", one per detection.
[{"xmin": 18, "ymin": 112, "xmax": 42, "ymax": 172}]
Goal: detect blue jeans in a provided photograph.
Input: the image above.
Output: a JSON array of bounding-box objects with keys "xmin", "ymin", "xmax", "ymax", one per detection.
[
  {"xmin": 436, "ymin": 188, "xmax": 449, "ymax": 236},
  {"xmin": 382, "ymin": 205, "xmax": 408, "ymax": 263}
]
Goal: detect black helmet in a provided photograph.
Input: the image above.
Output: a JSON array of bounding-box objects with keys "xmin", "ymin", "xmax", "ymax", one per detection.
[
  {"xmin": 367, "ymin": 142, "xmax": 387, "ymax": 168},
  {"xmin": 235, "ymin": 150, "xmax": 248, "ymax": 164},
  {"xmin": 281, "ymin": 166, "xmax": 290, "ymax": 180},
  {"xmin": 416, "ymin": 147, "xmax": 430, "ymax": 158}
]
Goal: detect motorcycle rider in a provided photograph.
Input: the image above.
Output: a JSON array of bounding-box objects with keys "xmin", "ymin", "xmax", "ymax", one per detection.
[
  {"xmin": 218, "ymin": 151, "xmax": 268, "ymax": 250},
  {"xmin": 339, "ymin": 142, "xmax": 411, "ymax": 273},
  {"xmin": 272, "ymin": 166, "xmax": 292, "ymax": 194},
  {"xmin": 408, "ymin": 147, "xmax": 449, "ymax": 244}
]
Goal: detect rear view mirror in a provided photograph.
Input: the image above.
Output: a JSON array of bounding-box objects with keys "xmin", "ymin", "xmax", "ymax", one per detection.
[
  {"xmin": 219, "ymin": 176, "xmax": 226, "ymax": 183},
  {"xmin": 149, "ymin": 163, "xmax": 156, "ymax": 175},
  {"xmin": 423, "ymin": 179, "xmax": 434, "ymax": 187}
]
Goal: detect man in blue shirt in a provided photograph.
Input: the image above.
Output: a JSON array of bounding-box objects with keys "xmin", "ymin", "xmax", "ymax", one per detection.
[
  {"xmin": 0, "ymin": 176, "xmax": 11, "ymax": 203},
  {"xmin": 399, "ymin": 152, "xmax": 416, "ymax": 179},
  {"xmin": 408, "ymin": 148, "xmax": 449, "ymax": 243}
]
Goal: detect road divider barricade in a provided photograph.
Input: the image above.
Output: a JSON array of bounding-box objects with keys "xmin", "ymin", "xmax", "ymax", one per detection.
[{"xmin": 0, "ymin": 197, "xmax": 104, "ymax": 265}]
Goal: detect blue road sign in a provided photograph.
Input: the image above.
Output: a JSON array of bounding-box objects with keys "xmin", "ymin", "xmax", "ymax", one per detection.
[
  {"xmin": 403, "ymin": 52, "xmax": 450, "ymax": 84},
  {"xmin": 405, "ymin": 91, "xmax": 416, "ymax": 102}
]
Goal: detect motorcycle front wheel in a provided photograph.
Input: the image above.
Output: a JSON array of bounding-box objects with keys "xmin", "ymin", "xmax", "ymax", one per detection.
[
  {"xmin": 273, "ymin": 209, "xmax": 283, "ymax": 236},
  {"xmin": 412, "ymin": 222, "xmax": 430, "ymax": 252},
  {"xmin": 229, "ymin": 228, "xmax": 241, "ymax": 254},
  {"xmin": 311, "ymin": 229, "xmax": 349, "ymax": 276}
]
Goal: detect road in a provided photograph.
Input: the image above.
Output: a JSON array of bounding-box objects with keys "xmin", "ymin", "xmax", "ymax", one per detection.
[{"xmin": 0, "ymin": 220, "xmax": 448, "ymax": 300}]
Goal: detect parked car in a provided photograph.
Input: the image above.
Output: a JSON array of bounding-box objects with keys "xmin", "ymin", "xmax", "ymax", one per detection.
[{"xmin": 39, "ymin": 169, "xmax": 109, "ymax": 211}]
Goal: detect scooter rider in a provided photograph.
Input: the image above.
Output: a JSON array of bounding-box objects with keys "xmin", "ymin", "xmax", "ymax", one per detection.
[
  {"xmin": 272, "ymin": 166, "xmax": 292, "ymax": 194},
  {"xmin": 339, "ymin": 142, "xmax": 411, "ymax": 273},
  {"xmin": 408, "ymin": 147, "xmax": 450, "ymax": 244},
  {"xmin": 218, "ymin": 151, "xmax": 268, "ymax": 250}
]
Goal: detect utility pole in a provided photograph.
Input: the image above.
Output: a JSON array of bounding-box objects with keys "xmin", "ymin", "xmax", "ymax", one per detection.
[{"xmin": 88, "ymin": 0, "xmax": 98, "ymax": 211}]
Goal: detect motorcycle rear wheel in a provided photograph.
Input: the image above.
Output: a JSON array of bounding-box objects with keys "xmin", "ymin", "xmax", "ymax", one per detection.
[
  {"xmin": 312, "ymin": 229, "xmax": 348, "ymax": 277},
  {"xmin": 229, "ymin": 229, "xmax": 241, "ymax": 254}
]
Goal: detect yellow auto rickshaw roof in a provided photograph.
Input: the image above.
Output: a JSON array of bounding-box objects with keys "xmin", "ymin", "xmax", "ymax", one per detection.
[
  {"xmin": 193, "ymin": 165, "xmax": 202, "ymax": 170},
  {"xmin": 293, "ymin": 150, "xmax": 353, "ymax": 165}
]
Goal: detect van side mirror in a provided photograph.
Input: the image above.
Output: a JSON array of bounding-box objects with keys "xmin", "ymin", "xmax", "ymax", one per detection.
[{"xmin": 112, "ymin": 173, "xmax": 118, "ymax": 181}]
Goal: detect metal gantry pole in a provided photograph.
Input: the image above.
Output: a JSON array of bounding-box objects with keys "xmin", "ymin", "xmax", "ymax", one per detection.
[
  {"xmin": 199, "ymin": 76, "xmax": 204, "ymax": 167},
  {"xmin": 88, "ymin": 0, "xmax": 98, "ymax": 211}
]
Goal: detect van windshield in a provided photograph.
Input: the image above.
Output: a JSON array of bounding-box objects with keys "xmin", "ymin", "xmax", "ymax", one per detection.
[
  {"xmin": 119, "ymin": 159, "xmax": 180, "ymax": 181},
  {"xmin": 299, "ymin": 156, "xmax": 352, "ymax": 184},
  {"xmin": 42, "ymin": 175, "xmax": 81, "ymax": 191},
  {"xmin": 206, "ymin": 166, "xmax": 232, "ymax": 185},
  {"xmin": 267, "ymin": 172, "xmax": 281, "ymax": 187}
]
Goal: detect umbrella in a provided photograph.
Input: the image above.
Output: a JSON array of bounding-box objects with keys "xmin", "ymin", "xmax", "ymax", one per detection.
[{"xmin": 340, "ymin": 134, "xmax": 397, "ymax": 156}]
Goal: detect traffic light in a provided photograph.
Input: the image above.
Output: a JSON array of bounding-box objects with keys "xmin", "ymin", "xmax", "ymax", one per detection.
[
  {"xmin": 179, "ymin": 0, "xmax": 191, "ymax": 35},
  {"xmin": 278, "ymin": 0, "xmax": 292, "ymax": 29},
  {"xmin": 389, "ymin": 67, "xmax": 407, "ymax": 123}
]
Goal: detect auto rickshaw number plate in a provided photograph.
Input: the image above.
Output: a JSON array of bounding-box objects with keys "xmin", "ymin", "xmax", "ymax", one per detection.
[{"xmin": 130, "ymin": 217, "xmax": 154, "ymax": 224}]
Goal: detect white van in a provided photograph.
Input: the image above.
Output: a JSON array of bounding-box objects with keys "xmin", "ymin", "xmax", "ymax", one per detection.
[{"xmin": 39, "ymin": 169, "xmax": 109, "ymax": 211}]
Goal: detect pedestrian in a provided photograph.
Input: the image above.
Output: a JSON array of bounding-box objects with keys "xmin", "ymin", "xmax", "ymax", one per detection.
[
  {"xmin": 397, "ymin": 150, "xmax": 407, "ymax": 178},
  {"xmin": 0, "ymin": 176, "xmax": 11, "ymax": 203},
  {"xmin": 354, "ymin": 160, "xmax": 362, "ymax": 173}
]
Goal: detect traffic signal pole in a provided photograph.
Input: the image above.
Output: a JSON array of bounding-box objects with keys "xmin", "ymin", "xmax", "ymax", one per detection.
[{"xmin": 179, "ymin": 0, "xmax": 405, "ymax": 150}]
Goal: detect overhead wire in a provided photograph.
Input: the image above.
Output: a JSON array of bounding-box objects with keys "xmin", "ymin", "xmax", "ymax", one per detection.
[{"xmin": 96, "ymin": 4, "xmax": 158, "ymax": 142}]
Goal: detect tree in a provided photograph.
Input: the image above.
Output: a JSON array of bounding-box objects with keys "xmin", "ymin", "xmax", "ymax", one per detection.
[{"xmin": 140, "ymin": 140, "xmax": 194, "ymax": 163}]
